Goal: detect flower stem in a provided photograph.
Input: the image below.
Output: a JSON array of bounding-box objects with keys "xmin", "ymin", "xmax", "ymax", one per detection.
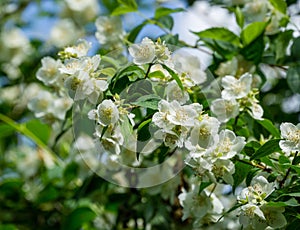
[{"xmin": 0, "ymin": 113, "xmax": 63, "ymax": 166}]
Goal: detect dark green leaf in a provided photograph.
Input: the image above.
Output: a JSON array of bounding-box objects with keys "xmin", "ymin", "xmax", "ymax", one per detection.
[
  {"xmin": 268, "ymin": 198, "xmax": 299, "ymax": 207},
  {"xmin": 291, "ymin": 37, "xmax": 300, "ymax": 60},
  {"xmin": 256, "ymin": 118, "xmax": 280, "ymax": 138},
  {"xmin": 246, "ymin": 168, "xmax": 260, "ymax": 186},
  {"xmin": 287, "ymin": 66, "xmax": 300, "ymax": 93},
  {"xmin": 37, "ymin": 184, "xmax": 59, "ymax": 203},
  {"xmin": 198, "ymin": 181, "xmax": 213, "ymax": 194},
  {"xmin": 63, "ymin": 207, "xmax": 97, "ymax": 230},
  {"xmin": 127, "ymin": 22, "xmax": 147, "ymax": 43},
  {"xmin": 241, "ymin": 21, "xmax": 267, "ymax": 46},
  {"xmin": 275, "ymin": 30, "xmax": 293, "ymax": 61},
  {"xmin": 157, "ymin": 15, "xmax": 174, "ymax": 30},
  {"xmin": 241, "ymin": 34, "xmax": 265, "ymax": 63},
  {"xmin": 64, "ymin": 162, "xmax": 79, "ymax": 183},
  {"xmin": 154, "ymin": 7, "xmax": 185, "ymax": 19},
  {"xmin": 269, "ymin": 0, "xmax": 287, "ymax": 14},
  {"xmin": 25, "ymin": 119, "xmax": 51, "ymax": 145},
  {"xmin": 232, "ymin": 161, "xmax": 253, "ymax": 190},
  {"xmin": 250, "ymin": 139, "xmax": 281, "ymax": 160}
]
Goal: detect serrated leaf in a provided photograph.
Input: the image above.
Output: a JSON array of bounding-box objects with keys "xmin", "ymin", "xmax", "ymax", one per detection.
[
  {"xmin": 287, "ymin": 66, "xmax": 300, "ymax": 94},
  {"xmin": 269, "ymin": 0, "xmax": 287, "ymax": 14},
  {"xmin": 241, "ymin": 21, "xmax": 267, "ymax": 46},
  {"xmin": 256, "ymin": 118, "xmax": 280, "ymax": 138},
  {"xmin": 25, "ymin": 119, "xmax": 51, "ymax": 145},
  {"xmin": 154, "ymin": 7, "xmax": 185, "ymax": 19},
  {"xmin": 162, "ymin": 64, "xmax": 183, "ymax": 90},
  {"xmin": 250, "ymin": 139, "xmax": 281, "ymax": 160}
]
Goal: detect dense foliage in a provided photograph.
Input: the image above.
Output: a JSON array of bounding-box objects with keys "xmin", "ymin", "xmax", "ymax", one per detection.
[{"xmin": 0, "ymin": 0, "xmax": 300, "ymax": 229}]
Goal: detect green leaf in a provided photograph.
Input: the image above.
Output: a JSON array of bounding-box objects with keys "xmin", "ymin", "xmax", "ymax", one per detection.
[
  {"xmin": 193, "ymin": 27, "xmax": 240, "ymax": 46},
  {"xmin": 99, "ymin": 67, "xmax": 116, "ymax": 77},
  {"xmin": 64, "ymin": 162, "xmax": 79, "ymax": 183},
  {"xmin": 269, "ymin": 0, "xmax": 287, "ymax": 14},
  {"xmin": 291, "ymin": 37, "xmax": 300, "ymax": 60},
  {"xmin": 25, "ymin": 119, "xmax": 51, "ymax": 145},
  {"xmin": 0, "ymin": 224, "xmax": 18, "ymax": 230},
  {"xmin": 154, "ymin": 7, "xmax": 185, "ymax": 19},
  {"xmin": 275, "ymin": 30, "xmax": 293, "ymax": 61},
  {"xmin": 112, "ymin": 0, "xmax": 138, "ymax": 15},
  {"xmin": 233, "ymin": 6, "xmax": 244, "ymax": 28},
  {"xmin": 268, "ymin": 198, "xmax": 299, "ymax": 207},
  {"xmin": 162, "ymin": 64, "xmax": 184, "ymax": 90},
  {"xmin": 198, "ymin": 181, "xmax": 213, "ymax": 194},
  {"xmin": 63, "ymin": 207, "xmax": 97, "ymax": 230},
  {"xmin": 287, "ymin": 66, "xmax": 300, "ymax": 94},
  {"xmin": 256, "ymin": 118, "xmax": 280, "ymax": 138},
  {"xmin": 127, "ymin": 22, "xmax": 147, "ymax": 43},
  {"xmin": 241, "ymin": 21, "xmax": 267, "ymax": 46},
  {"xmin": 250, "ymin": 139, "xmax": 281, "ymax": 160},
  {"xmin": 241, "ymin": 34, "xmax": 265, "ymax": 63},
  {"xmin": 232, "ymin": 161, "xmax": 253, "ymax": 190},
  {"xmin": 0, "ymin": 123, "xmax": 15, "ymax": 138},
  {"xmin": 157, "ymin": 15, "xmax": 174, "ymax": 30},
  {"xmin": 132, "ymin": 95, "xmax": 160, "ymax": 110},
  {"xmin": 37, "ymin": 184, "xmax": 59, "ymax": 203}
]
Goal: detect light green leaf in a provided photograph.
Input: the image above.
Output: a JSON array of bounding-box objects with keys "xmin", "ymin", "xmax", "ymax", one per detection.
[
  {"xmin": 269, "ymin": 0, "xmax": 287, "ymax": 14},
  {"xmin": 112, "ymin": 0, "xmax": 138, "ymax": 15},
  {"xmin": 268, "ymin": 198, "xmax": 299, "ymax": 207},
  {"xmin": 154, "ymin": 7, "xmax": 185, "ymax": 19},
  {"xmin": 250, "ymin": 139, "xmax": 281, "ymax": 160},
  {"xmin": 233, "ymin": 6, "xmax": 244, "ymax": 28},
  {"xmin": 0, "ymin": 123, "xmax": 14, "ymax": 138},
  {"xmin": 157, "ymin": 15, "xmax": 174, "ymax": 30},
  {"xmin": 25, "ymin": 119, "xmax": 51, "ymax": 145},
  {"xmin": 241, "ymin": 21, "xmax": 268, "ymax": 46}
]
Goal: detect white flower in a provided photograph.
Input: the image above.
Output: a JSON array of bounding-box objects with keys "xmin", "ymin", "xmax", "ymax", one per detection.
[
  {"xmin": 128, "ymin": 37, "xmax": 156, "ymax": 65},
  {"xmin": 279, "ymin": 122, "xmax": 300, "ymax": 153},
  {"xmin": 64, "ymin": 39, "xmax": 92, "ymax": 57},
  {"xmin": 96, "ymin": 100, "xmax": 119, "ymax": 126},
  {"xmin": 249, "ymin": 102, "xmax": 264, "ymax": 120},
  {"xmin": 211, "ymin": 159, "xmax": 235, "ymax": 184},
  {"xmin": 60, "ymin": 55, "xmax": 100, "ymax": 75},
  {"xmin": 221, "ymin": 73, "xmax": 252, "ymax": 100},
  {"xmin": 243, "ymin": 0, "xmax": 269, "ymax": 23},
  {"xmin": 238, "ymin": 176, "xmax": 274, "ymax": 205},
  {"xmin": 50, "ymin": 19, "xmax": 81, "ymax": 48},
  {"xmin": 239, "ymin": 204, "xmax": 266, "ymax": 229},
  {"xmin": 166, "ymin": 101, "xmax": 200, "ymax": 127},
  {"xmin": 173, "ymin": 50, "xmax": 207, "ymax": 86},
  {"xmin": 187, "ymin": 115, "xmax": 220, "ymax": 150},
  {"xmin": 165, "ymin": 80, "xmax": 190, "ymax": 104},
  {"xmin": 64, "ymin": 70, "xmax": 108, "ymax": 103},
  {"xmin": 211, "ymin": 98, "xmax": 239, "ymax": 122},
  {"xmin": 212, "ymin": 129, "xmax": 245, "ymax": 160},
  {"xmin": 65, "ymin": 0, "xmax": 97, "ymax": 12},
  {"xmin": 260, "ymin": 205, "xmax": 287, "ymax": 229},
  {"xmin": 95, "ymin": 16, "xmax": 124, "ymax": 46},
  {"xmin": 28, "ymin": 90, "xmax": 54, "ymax": 118},
  {"xmin": 0, "ymin": 27, "xmax": 32, "ymax": 66},
  {"xmin": 37, "ymin": 57, "xmax": 65, "ymax": 86}
]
